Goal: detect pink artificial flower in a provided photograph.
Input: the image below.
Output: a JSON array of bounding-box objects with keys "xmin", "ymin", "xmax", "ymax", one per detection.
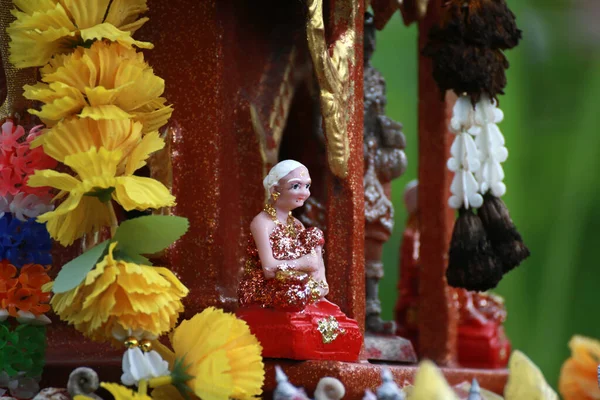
[
  {"xmin": 0, "ymin": 169, "xmax": 21, "ymax": 196},
  {"xmin": 0, "ymin": 120, "xmax": 57, "ymax": 200}
]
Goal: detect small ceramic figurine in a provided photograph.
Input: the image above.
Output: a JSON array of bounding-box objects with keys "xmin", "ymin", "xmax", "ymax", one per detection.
[
  {"xmin": 237, "ymin": 160, "xmax": 362, "ymax": 361},
  {"xmin": 239, "ymin": 160, "xmax": 328, "ymax": 311}
]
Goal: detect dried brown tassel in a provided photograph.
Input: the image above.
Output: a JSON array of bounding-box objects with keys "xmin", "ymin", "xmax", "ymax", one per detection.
[
  {"xmin": 439, "ymin": 0, "xmax": 522, "ymax": 50},
  {"xmin": 446, "ymin": 208, "xmax": 503, "ymax": 291},
  {"xmin": 422, "ymin": 0, "xmax": 521, "ymax": 102},
  {"xmin": 478, "ymin": 194, "xmax": 530, "ymax": 274},
  {"xmin": 423, "ymin": 41, "xmax": 508, "ymax": 103}
]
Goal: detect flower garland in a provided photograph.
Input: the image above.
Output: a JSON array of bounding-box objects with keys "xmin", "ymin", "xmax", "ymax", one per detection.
[
  {"xmin": 423, "ymin": 0, "xmax": 530, "ymax": 291},
  {"xmin": 0, "ymin": 120, "xmax": 54, "ymax": 398},
  {"xmin": 7, "ymin": 0, "xmax": 264, "ymax": 398}
]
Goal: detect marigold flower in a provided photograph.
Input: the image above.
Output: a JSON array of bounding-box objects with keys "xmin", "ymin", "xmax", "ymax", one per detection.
[
  {"xmin": 35, "ymin": 118, "xmax": 160, "ymax": 176},
  {"xmin": 24, "ymin": 41, "xmax": 172, "ymax": 133},
  {"xmin": 50, "ymin": 242, "xmax": 188, "ymax": 345},
  {"xmin": 152, "ymin": 307, "xmax": 265, "ymax": 400},
  {"xmin": 559, "ymin": 336, "xmax": 600, "ymax": 400},
  {"xmin": 28, "ymin": 146, "xmax": 174, "ymax": 246},
  {"xmin": 7, "ymin": 0, "xmax": 152, "ymax": 68}
]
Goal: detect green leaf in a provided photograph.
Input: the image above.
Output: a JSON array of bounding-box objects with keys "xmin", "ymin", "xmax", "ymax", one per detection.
[
  {"xmin": 112, "ymin": 248, "xmax": 151, "ymax": 265},
  {"xmin": 53, "ymin": 240, "xmax": 110, "ymax": 294},
  {"xmin": 113, "ymin": 215, "xmax": 189, "ymax": 256}
]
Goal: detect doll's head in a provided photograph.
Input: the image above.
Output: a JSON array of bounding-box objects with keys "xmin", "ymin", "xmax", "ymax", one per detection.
[{"xmin": 263, "ymin": 160, "xmax": 311, "ymax": 211}]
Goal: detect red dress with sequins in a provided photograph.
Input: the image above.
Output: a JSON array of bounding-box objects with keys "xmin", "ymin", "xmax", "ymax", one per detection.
[{"xmin": 238, "ymin": 221, "xmax": 325, "ymax": 312}]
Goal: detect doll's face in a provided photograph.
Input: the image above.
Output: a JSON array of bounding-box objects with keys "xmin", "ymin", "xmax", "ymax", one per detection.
[{"xmin": 273, "ymin": 167, "xmax": 311, "ymax": 210}]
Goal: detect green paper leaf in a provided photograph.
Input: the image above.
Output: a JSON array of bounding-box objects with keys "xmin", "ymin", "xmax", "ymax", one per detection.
[
  {"xmin": 113, "ymin": 215, "xmax": 189, "ymax": 256},
  {"xmin": 53, "ymin": 240, "xmax": 110, "ymax": 294},
  {"xmin": 112, "ymin": 249, "xmax": 151, "ymax": 265}
]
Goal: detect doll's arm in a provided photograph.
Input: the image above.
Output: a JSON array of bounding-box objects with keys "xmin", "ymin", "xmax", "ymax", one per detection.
[{"xmin": 251, "ymin": 215, "xmax": 319, "ymax": 279}]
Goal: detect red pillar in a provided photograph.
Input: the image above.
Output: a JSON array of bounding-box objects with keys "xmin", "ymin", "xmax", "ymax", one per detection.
[
  {"xmin": 417, "ymin": 0, "xmax": 459, "ymax": 366},
  {"xmin": 322, "ymin": 0, "xmax": 366, "ymax": 332}
]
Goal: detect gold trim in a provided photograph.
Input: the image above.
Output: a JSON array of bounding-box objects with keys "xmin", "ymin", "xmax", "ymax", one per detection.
[{"xmin": 306, "ymin": 0, "xmax": 358, "ymax": 178}]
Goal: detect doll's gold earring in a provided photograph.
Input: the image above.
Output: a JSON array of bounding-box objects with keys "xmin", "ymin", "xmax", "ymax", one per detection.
[{"xmin": 272, "ymin": 191, "xmax": 280, "ymax": 202}]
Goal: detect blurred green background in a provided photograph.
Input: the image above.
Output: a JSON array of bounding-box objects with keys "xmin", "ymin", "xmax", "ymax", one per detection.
[{"xmin": 374, "ymin": 0, "xmax": 600, "ymax": 389}]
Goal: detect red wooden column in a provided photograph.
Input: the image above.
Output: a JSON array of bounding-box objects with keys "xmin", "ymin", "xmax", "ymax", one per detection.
[
  {"xmin": 323, "ymin": 0, "xmax": 366, "ymax": 332},
  {"xmin": 417, "ymin": 0, "xmax": 459, "ymax": 366}
]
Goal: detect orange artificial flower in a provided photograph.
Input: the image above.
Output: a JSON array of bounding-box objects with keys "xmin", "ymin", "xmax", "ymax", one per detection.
[
  {"xmin": 2, "ymin": 286, "xmax": 50, "ymax": 317},
  {"xmin": 0, "ymin": 261, "xmax": 18, "ymax": 300},
  {"xmin": 19, "ymin": 264, "xmax": 51, "ymax": 290},
  {"xmin": 559, "ymin": 335, "xmax": 600, "ymax": 399}
]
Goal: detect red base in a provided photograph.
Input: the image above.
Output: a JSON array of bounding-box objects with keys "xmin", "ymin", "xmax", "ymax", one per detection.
[
  {"xmin": 458, "ymin": 322, "xmax": 511, "ymax": 369},
  {"xmin": 237, "ymin": 300, "xmax": 362, "ymax": 362},
  {"xmin": 262, "ymin": 360, "xmax": 508, "ymax": 398}
]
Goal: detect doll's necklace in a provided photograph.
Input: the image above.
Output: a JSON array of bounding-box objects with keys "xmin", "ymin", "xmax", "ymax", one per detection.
[{"xmin": 264, "ymin": 203, "xmax": 297, "ymax": 238}]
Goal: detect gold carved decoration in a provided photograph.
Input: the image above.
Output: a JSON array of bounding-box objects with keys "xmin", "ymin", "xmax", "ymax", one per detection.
[
  {"xmin": 306, "ymin": 0, "xmax": 357, "ymax": 179},
  {"xmin": 250, "ymin": 44, "xmax": 301, "ymax": 179},
  {"xmin": 0, "ymin": 0, "xmax": 37, "ymax": 120},
  {"xmin": 317, "ymin": 316, "xmax": 346, "ymax": 344}
]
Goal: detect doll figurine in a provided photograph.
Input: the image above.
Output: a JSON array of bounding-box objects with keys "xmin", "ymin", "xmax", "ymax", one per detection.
[
  {"xmin": 237, "ymin": 160, "xmax": 362, "ymax": 362},
  {"xmin": 239, "ymin": 160, "xmax": 329, "ymax": 311}
]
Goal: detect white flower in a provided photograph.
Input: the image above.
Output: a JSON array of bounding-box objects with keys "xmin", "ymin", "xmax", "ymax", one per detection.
[
  {"xmin": 121, "ymin": 347, "xmax": 169, "ymax": 387},
  {"xmin": 473, "ymin": 96, "xmax": 509, "ymax": 197},
  {"xmin": 15, "ymin": 310, "xmax": 51, "ymax": 326},
  {"xmin": 9, "ymin": 193, "xmax": 54, "ymax": 221},
  {"xmin": 448, "ymin": 96, "xmax": 483, "ymax": 209},
  {"xmin": 0, "ymin": 309, "xmax": 8, "ymax": 322},
  {"xmin": 450, "ymin": 96, "xmax": 476, "ymax": 133},
  {"xmin": 0, "ymin": 196, "xmax": 11, "ymax": 219}
]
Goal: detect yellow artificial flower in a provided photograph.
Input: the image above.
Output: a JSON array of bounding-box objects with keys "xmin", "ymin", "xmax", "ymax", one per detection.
[
  {"xmin": 28, "ymin": 146, "xmax": 174, "ymax": 246},
  {"xmin": 151, "ymin": 307, "xmax": 265, "ymax": 400},
  {"xmin": 36, "ymin": 117, "xmax": 162, "ymax": 175},
  {"xmin": 24, "ymin": 41, "xmax": 171, "ymax": 132},
  {"xmin": 505, "ymin": 350, "xmax": 558, "ymax": 400},
  {"xmin": 103, "ymin": 382, "xmax": 152, "ymax": 400},
  {"xmin": 559, "ymin": 336, "xmax": 600, "ymax": 400},
  {"xmin": 50, "ymin": 242, "xmax": 188, "ymax": 345},
  {"xmin": 8, "ymin": 0, "xmax": 152, "ymax": 68},
  {"xmin": 409, "ymin": 360, "xmax": 459, "ymax": 400}
]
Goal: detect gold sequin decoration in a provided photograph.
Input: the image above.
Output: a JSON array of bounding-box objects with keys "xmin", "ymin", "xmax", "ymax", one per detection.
[
  {"xmin": 139, "ymin": 339, "xmax": 153, "ymax": 353},
  {"xmin": 124, "ymin": 337, "xmax": 139, "ymax": 349},
  {"xmin": 317, "ymin": 316, "xmax": 346, "ymax": 344}
]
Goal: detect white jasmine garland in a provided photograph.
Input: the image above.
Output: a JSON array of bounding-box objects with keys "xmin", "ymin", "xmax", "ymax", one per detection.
[
  {"xmin": 448, "ymin": 96, "xmax": 483, "ymax": 209},
  {"xmin": 121, "ymin": 347, "xmax": 170, "ymax": 387},
  {"xmin": 473, "ymin": 96, "xmax": 509, "ymax": 197}
]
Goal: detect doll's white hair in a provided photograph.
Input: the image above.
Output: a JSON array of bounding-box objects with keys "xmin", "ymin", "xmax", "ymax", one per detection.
[{"xmin": 263, "ymin": 160, "xmax": 306, "ymax": 199}]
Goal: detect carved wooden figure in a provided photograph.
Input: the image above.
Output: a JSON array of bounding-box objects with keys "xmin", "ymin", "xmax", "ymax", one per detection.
[{"xmin": 362, "ymin": 13, "xmax": 407, "ymax": 336}]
